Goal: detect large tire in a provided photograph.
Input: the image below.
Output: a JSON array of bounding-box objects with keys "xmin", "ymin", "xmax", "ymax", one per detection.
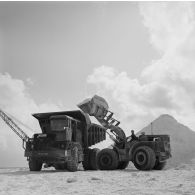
[
  {"xmin": 117, "ymin": 160, "xmax": 129, "ymax": 170},
  {"xmin": 54, "ymin": 164, "xmax": 66, "ymax": 170},
  {"xmin": 133, "ymin": 146, "xmax": 156, "ymax": 171},
  {"xmin": 82, "ymin": 148, "xmax": 92, "ymax": 170},
  {"xmin": 29, "ymin": 158, "xmax": 42, "ymax": 171},
  {"xmin": 97, "ymin": 148, "xmax": 119, "ymax": 170},
  {"xmin": 67, "ymin": 146, "xmax": 79, "ymax": 172},
  {"xmin": 153, "ymin": 160, "xmax": 167, "ymax": 170},
  {"xmin": 90, "ymin": 148, "xmax": 100, "ymax": 170}
]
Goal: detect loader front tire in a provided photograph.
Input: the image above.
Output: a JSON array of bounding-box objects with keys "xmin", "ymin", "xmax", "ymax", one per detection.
[{"xmin": 133, "ymin": 146, "xmax": 156, "ymax": 171}]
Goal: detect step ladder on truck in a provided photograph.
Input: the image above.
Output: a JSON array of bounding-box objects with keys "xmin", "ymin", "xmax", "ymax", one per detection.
[{"xmin": 78, "ymin": 95, "xmax": 172, "ymax": 170}]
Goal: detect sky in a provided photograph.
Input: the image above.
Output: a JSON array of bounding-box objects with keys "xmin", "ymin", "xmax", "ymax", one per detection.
[{"xmin": 0, "ymin": 2, "xmax": 195, "ymax": 166}]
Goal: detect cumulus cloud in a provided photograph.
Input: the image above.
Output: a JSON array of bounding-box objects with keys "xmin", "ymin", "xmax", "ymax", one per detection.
[
  {"xmin": 87, "ymin": 2, "xmax": 195, "ymax": 134},
  {"xmin": 139, "ymin": 2, "xmax": 194, "ymax": 54},
  {"xmin": 0, "ymin": 72, "xmax": 61, "ymax": 150}
]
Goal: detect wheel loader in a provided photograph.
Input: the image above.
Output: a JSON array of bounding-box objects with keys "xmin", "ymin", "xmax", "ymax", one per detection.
[{"xmin": 78, "ymin": 95, "xmax": 172, "ymax": 170}]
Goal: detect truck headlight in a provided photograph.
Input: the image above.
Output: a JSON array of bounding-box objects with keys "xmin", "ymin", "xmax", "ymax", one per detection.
[{"xmin": 65, "ymin": 150, "xmax": 68, "ymax": 156}]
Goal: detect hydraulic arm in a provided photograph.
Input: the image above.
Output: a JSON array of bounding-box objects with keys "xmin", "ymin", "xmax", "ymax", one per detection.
[{"xmin": 78, "ymin": 95, "xmax": 126, "ymax": 143}]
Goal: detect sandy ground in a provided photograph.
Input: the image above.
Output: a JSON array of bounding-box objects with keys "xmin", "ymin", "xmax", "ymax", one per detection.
[{"xmin": 0, "ymin": 162, "xmax": 195, "ymax": 195}]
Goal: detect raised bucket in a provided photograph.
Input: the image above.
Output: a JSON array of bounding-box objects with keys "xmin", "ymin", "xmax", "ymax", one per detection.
[{"xmin": 77, "ymin": 95, "xmax": 109, "ymax": 118}]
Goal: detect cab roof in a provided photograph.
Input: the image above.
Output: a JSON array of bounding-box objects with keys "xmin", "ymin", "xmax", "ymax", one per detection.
[{"xmin": 32, "ymin": 110, "xmax": 91, "ymax": 126}]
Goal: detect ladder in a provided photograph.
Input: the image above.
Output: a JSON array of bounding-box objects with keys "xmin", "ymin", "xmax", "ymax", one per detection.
[{"xmin": 0, "ymin": 109, "xmax": 29, "ymax": 148}]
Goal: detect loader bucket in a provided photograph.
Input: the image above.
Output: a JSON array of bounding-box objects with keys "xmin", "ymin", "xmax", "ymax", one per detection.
[{"xmin": 77, "ymin": 95, "xmax": 109, "ymax": 118}]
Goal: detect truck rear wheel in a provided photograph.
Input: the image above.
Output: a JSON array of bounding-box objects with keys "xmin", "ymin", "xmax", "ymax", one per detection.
[
  {"xmin": 133, "ymin": 146, "xmax": 156, "ymax": 171},
  {"xmin": 67, "ymin": 146, "xmax": 79, "ymax": 172},
  {"xmin": 54, "ymin": 164, "xmax": 66, "ymax": 170},
  {"xmin": 29, "ymin": 158, "xmax": 42, "ymax": 171},
  {"xmin": 97, "ymin": 148, "xmax": 119, "ymax": 170},
  {"xmin": 90, "ymin": 148, "xmax": 100, "ymax": 170},
  {"xmin": 117, "ymin": 160, "xmax": 129, "ymax": 169},
  {"xmin": 153, "ymin": 160, "xmax": 167, "ymax": 170},
  {"xmin": 82, "ymin": 148, "xmax": 92, "ymax": 170}
]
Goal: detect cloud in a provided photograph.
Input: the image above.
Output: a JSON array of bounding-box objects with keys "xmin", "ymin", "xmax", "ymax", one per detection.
[
  {"xmin": 0, "ymin": 136, "xmax": 7, "ymax": 151},
  {"xmin": 87, "ymin": 2, "xmax": 195, "ymax": 134},
  {"xmin": 139, "ymin": 2, "xmax": 195, "ymax": 54},
  {"xmin": 87, "ymin": 66, "xmax": 175, "ymax": 132},
  {"xmin": 0, "ymin": 72, "xmax": 61, "ymax": 152},
  {"xmin": 139, "ymin": 2, "xmax": 195, "ymax": 127}
]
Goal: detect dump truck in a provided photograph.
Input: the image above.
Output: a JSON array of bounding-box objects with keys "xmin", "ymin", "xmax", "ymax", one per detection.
[
  {"xmin": 78, "ymin": 95, "xmax": 172, "ymax": 170},
  {"xmin": 0, "ymin": 109, "xmax": 106, "ymax": 172}
]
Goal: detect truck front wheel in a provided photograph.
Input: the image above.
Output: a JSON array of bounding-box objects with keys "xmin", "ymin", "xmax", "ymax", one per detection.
[
  {"xmin": 133, "ymin": 146, "xmax": 156, "ymax": 171},
  {"xmin": 90, "ymin": 148, "xmax": 100, "ymax": 170},
  {"xmin": 82, "ymin": 148, "xmax": 92, "ymax": 170},
  {"xmin": 97, "ymin": 148, "xmax": 118, "ymax": 170},
  {"xmin": 29, "ymin": 158, "xmax": 42, "ymax": 171},
  {"xmin": 67, "ymin": 146, "xmax": 79, "ymax": 172}
]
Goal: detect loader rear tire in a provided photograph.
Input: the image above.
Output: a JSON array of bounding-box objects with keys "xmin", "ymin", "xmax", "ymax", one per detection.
[
  {"xmin": 117, "ymin": 160, "xmax": 129, "ymax": 170},
  {"xmin": 97, "ymin": 148, "xmax": 119, "ymax": 170},
  {"xmin": 153, "ymin": 160, "xmax": 167, "ymax": 170},
  {"xmin": 90, "ymin": 148, "xmax": 100, "ymax": 170},
  {"xmin": 133, "ymin": 146, "xmax": 156, "ymax": 171},
  {"xmin": 29, "ymin": 158, "xmax": 42, "ymax": 171}
]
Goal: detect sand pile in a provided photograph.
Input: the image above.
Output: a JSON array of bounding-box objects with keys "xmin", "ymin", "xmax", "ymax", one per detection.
[{"xmin": 139, "ymin": 114, "xmax": 195, "ymax": 167}]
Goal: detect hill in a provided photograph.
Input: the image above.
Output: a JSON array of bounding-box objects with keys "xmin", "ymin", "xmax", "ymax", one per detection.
[{"xmin": 139, "ymin": 114, "xmax": 195, "ymax": 167}]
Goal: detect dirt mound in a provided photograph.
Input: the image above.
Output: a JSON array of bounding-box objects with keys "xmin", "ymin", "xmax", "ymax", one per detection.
[{"xmin": 138, "ymin": 114, "xmax": 195, "ymax": 167}]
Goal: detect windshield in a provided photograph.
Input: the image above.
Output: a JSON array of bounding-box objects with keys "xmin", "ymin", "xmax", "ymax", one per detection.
[{"xmin": 50, "ymin": 118, "xmax": 68, "ymax": 131}]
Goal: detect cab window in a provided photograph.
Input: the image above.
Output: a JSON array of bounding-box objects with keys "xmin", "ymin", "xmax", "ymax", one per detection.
[{"xmin": 50, "ymin": 118, "xmax": 69, "ymax": 131}]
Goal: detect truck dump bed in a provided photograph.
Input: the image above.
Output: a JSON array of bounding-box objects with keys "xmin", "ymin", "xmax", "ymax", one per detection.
[
  {"xmin": 88, "ymin": 123, "xmax": 106, "ymax": 147},
  {"xmin": 32, "ymin": 110, "xmax": 106, "ymax": 148}
]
